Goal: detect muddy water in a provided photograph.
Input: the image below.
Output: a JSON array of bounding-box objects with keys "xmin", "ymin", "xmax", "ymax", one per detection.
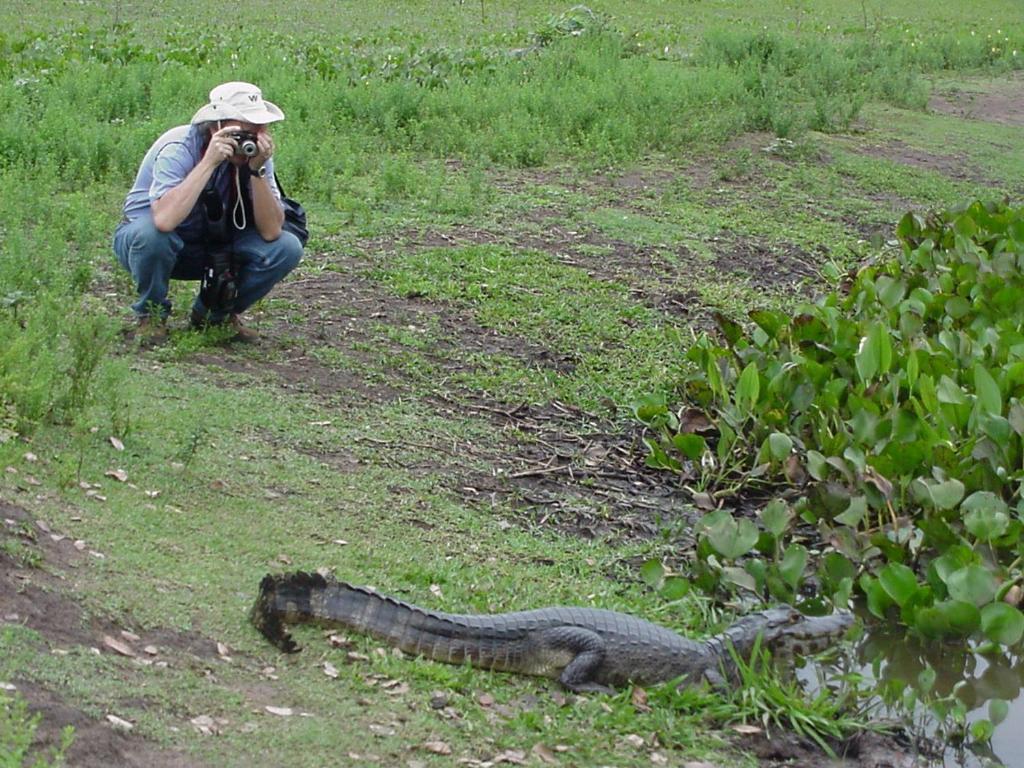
[{"xmin": 808, "ymin": 623, "xmax": 1024, "ymax": 767}]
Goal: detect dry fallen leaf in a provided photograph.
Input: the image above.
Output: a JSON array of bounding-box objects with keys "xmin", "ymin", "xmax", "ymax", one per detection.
[
  {"xmin": 623, "ymin": 734, "xmax": 645, "ymax": 749},
  {"xmin": 683, "ymin": 762, "xmax": 722, "ymax": 768},
  {"xmin": 429, "ymin": 584, "xmax": 443, "ymax": 598},
  {"xmin": 216, "ymin": 642, "xmax": 231, "ymax": 658},
  {"xmin": 383, "ymin": 681, "xmax": 410, "ymax": 696},
  {"xmin": 264, "ymin": 706, "xmax": 293, "ymax": 717},
  {"xmin": 143, "ymin": 645, "xmax": 158, "ymax": 655},
  {"xmin": 102, "ymin": 635, "xmax": 136, "ymax": 657},
  {"xmin": 191, "ymin": 712, "xmax": 219, "ymax": 737},
  {"xmin": 492, "ymin": 751, "xmax": 527, "ymax": 765},
  {"xmin": 531, "ymin": 744, "xmax": 559, "ymax": 765},
  {"xmin": 106, "ymin": 714, "xmax": 133, "ymax": 731},
  {"xmin": 105, "ymin": 469, "xmax": 128, "ymax": 483},
  {"xmin": 477, "ymin": 692, "xmax": 495, "ymax": 707},
  {"xmin": 323, "ymin": 662, "xmax": 339, "ymax": 679},
  {"xmin": 0, "ymin": 682, "xmax": 16, "ymax": 692},
  {"xmin": 1005, "ymin": 585, "xmax": 1022, "ymax": 606},
  {"xmin": 631, "ymin": 686, "xmax": 651, "ymax": 713},
  {"xmin": 328, "ymin": 634, "xmax": 352, "ymax": 648},
  {"xmin": 121, "ymin": 630, "xmax": 141, "ymax": 642},
  {"xmin": 731, "ymin": 724, "xmax": 762, "ymax": 735},
  {"xmin": 650, "ymin": 753, "xmax": 668, "ymax": 765},
  {"xmin": 346, "ymin": 652, "xmax": 369, "ymax": 663},
  {"xmin": 422, "ymin": 741, "xmax": 452, "ymax": 755},
  {"xmin": 109, "ymin": 436, "xmax": 125, "ymax": 451}
]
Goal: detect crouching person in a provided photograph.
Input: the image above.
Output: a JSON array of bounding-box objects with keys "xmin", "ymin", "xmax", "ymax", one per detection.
[{"xmin": 114, "ymin": 81, "xmax": 303, "ymax": 343}]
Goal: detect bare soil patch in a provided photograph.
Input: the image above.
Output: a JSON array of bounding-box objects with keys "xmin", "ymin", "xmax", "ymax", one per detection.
[
  {"xmin": 713, "ymin": 238, "xmax": 822, "ymax": 292},
  {"xmin": 854, "ymin": 139, "xmax": 987, "ymax": 183},
  {"xmin": 428, "ymin": 397, "xmax": 696, "ymax": 543},
  {"xmin": 929, "ymin": 77, "xmax": 1024, "ymax": 126},
  {"xmin": 0, "ymin": 502, "xmax": 209, "ymax": 767},
  {"xmin": 737, "ymin": 729, "xmax": 927, "ymax": 768}
]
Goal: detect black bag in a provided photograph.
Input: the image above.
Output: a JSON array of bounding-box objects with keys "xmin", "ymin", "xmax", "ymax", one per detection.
[
  {"xmin": 199, "ymin": 248, "xmax": 239, "ymax": 312},
  {"xmin": 274, "ymin": 176, "xmax": 309, "ymax": 246}
]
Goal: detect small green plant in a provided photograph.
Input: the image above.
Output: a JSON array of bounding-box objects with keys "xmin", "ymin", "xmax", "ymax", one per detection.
[
  {"xmin": 0, "ymin": 691, "xmax": 74, "ymax": 768},
  {"xmin": 638, "ymin": 200, "xmax": 1024, "ymax": 644},
  {"xmin": 723, "ymin": 642, "xmax": 875, "ymax": 756}
]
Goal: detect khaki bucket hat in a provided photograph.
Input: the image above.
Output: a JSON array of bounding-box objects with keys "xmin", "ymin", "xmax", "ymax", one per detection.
[{"xmin": 191, "ymin": 81, "xmax": 285, "ymax": 125}]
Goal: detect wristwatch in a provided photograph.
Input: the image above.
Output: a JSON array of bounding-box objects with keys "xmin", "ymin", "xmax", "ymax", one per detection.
[{"xmin": 251, "ymin": 164, "xmax": 268, "ymax": 178}]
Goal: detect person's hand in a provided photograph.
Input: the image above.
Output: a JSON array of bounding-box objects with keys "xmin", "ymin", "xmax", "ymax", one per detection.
[
  {"xmin": 202, "ymin": 126, "xmax": 239, "ymax": 168},
  {"xmin": 248, "ymin": 130, "xmax": 275, "ymax": 172}
]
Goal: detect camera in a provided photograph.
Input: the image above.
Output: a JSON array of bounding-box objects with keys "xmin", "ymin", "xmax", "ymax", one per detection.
[{"xmin": 230, "ymin": 131, "xmax": 259, "ymax": 158}]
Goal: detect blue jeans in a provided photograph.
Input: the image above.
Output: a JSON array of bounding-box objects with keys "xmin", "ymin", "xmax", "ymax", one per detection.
[{"xmin": 113, "ymin": 213, "xmax": 303, "ymax": 321}]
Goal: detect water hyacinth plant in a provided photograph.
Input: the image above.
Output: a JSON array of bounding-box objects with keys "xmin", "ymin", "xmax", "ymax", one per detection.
[{"xmin": 637, "ymin": 200, "xmax": 1024, "ymax": 646}]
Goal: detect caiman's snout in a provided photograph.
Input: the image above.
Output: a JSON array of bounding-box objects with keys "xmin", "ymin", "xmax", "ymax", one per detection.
[{"xmin": 778, "ymin": 610, "xmax": 855, "ymax": 656}]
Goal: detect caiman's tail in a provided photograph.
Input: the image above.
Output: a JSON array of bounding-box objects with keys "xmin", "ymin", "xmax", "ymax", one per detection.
[{"xmin": 250, "ymin": 571, "xmax": 457, "ymax": 655}]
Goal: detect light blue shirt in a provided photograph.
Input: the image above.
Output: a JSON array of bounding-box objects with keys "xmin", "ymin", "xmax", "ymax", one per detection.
[{"xmin": 122, "ymin": 124, "xmax": 280, "ymax": 242}]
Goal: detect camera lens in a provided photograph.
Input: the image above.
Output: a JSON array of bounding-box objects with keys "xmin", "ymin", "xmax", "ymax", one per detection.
[{"xmin": 240, "ymin": 139, "xmax": 258, "ymax": 157}]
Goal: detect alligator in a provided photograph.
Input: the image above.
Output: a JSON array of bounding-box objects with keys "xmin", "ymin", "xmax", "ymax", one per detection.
[{"xmin": 251, "ymin": 571, "xmax": 853, "ymax": 693}]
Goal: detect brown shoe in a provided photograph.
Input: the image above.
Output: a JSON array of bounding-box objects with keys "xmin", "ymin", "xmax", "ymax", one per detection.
[
  {"xmin": 133, "ymin": 315, "xmax": 168, "ymax": 346},
  {"xmin": 226, "ymin": 314, "xmax": 259, "ymax": 343}
]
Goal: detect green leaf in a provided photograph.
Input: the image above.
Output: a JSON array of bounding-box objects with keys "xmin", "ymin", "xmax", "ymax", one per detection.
[
  {"xmin": 879, "ymin": 562, "xmax": 920, "ymax": 607},
  {"xmin": 767, "ymin": 432, "xmax": 793, "ymax": 461},
  {"xmin": 945, "ymin": 565, "xmax": 998, "ymax": 607},
  {"xmin": 750, "ymin": 310, "xmax": 785, "ymax": 339},
  {"xmin": 639, "ymin": 559, "xmax": 665, "ymax": 589},
  {"xmin": 911, "ymin": 477, "xmax": 965, "ymax": 510},
  {"xmin": 806, "ymin": 450, "xmax": 828, "ymax": 481},
  {"xmin": 945, "ymin": 296, "xmax": 970, "ymax": 319},
  {"xmin": 821, "ymin": 553, "xmax": 855, "ymax": 590},
  {"xmin": 970, "ymin": 719, "xmax": 994, "ymax": 744},
  {"xmin": 980, "ymin": 603, "xmax": 1024, "ymax": 645},
  {"xmin": 913, "ymin": 607, "xmax": 948, "ymax": 638},
  {"xmin": 935, "ymin": 600, "xmax": 981, "ymax": 635},
  {"xmin": 962, "ymin": 491, "xmax": 1010, "ymax": 541},
  {"xmin": 855, "ymin": 330, "xmax": 879, "ymax": 384},
  {"xmin": 633, "ymin": 393, "xmax": 668, "ymax": 424},
  {"xmin": 834, "ymin": 496, "xmax": 867, "ymax": 527},
  {"xmin": 672, "ymin": 433, "xmax": 706, "ymax": 461},
  {"xmin": 917, "ymin": 666, "xmax": 937, "ymax": 694},
  {"xmin": 705, "ymin": 513, "xmax": 759, "ymax": 560},
  {"xmin": 759, "ymin": 499, "xmax": 791, "ymax": 538},
  {"xmin": 876, "ymin": 276, "xmax": 906, "ymax": 309},
  {"xmin": 906, "ymin": 349, "xmax": 919, "ymax": 390},
  {"xmin": 860, "ymin": 574, "xmax": 893, "ymax": 619},
  {"xmin": 779, "ymin": 544, "xmax": 808, "ymax": 590},
  {"xmin": 722, "ymin": 567, "xmax": 758, "ymax": 592},
  {"xmin": 990, "ymin": 699, "xmax": 1010, "ymax": 727},
  {"xmin": 937, "ymin": 375, "xmax": 968, "ymax": 405},
  {"xmin": 735, "ymin": 363, "xmax": 760, "ymax": 415},
  {"xmin": 1009, "ymin": 402, "xmax": 1024, "ymax": 435},
  {"xmin": 974, "ymin": 364, "xmax": 1002, "ymax": 416},
  {"xmin": 660, "ymin": 576, "xmax": 691, "ymax": 601}
]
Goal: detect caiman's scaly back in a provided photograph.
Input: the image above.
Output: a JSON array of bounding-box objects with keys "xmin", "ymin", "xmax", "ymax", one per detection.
[{"xmin": 251, "ymin": 572, "xmax": 853, "ymax": 693}]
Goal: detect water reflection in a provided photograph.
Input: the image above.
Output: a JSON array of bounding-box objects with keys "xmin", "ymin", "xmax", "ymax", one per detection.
[{"xmin": 809, "ymin": 620, "xmax": 1024, "ymax": 767}]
